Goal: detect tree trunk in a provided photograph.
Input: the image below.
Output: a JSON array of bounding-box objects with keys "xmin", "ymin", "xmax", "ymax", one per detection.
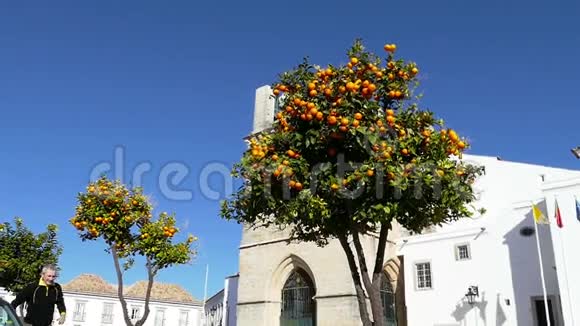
[
  {"xmin": 135, "ymin": 258, "xmax": 157, "ymax": 326},
  {"xmin": 352, "ymin": 232, "xmax": 384, "ymax": 326},
  {"xmin": 372, "ymin": 225, "xmax": 391, "ymax": 326},
  {"xmin": 338, "ymin": 234, "xmax": 372, "ymax": 326},
  {"xmin": 111, "ymin": 246, "xmax": 134, "ymax": 326}
]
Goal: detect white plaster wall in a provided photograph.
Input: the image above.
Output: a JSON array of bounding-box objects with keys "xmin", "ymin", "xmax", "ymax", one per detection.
[
  {"xmin": 224, "ymin": 275, "xmax": 238, "ymax": 326},
  {"xmin": 542, "ymin": 178, "xmax": 580, "ymax": 326},
  {"xmin": 1, "ymin": 290, "xmax": 202, "ymax": 326},
  {"xmin": 399, "ymin": 156, "xmax": 578, "ymax": 326}
]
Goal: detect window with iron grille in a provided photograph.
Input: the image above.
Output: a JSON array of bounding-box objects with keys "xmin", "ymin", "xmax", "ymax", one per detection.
[
  {"xmin": 280, "ymin": 269, "xmax": 315, "ymax": 326},
  {"xmin": 380, "ymin": 274, "xmax": 397, "ymax": 326}
]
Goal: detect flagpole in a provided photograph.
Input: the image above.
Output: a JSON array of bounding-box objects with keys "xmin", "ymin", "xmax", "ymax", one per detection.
[
  {"xmin": 555, "ymin": 197, "xmax": 575, "ymax": 325},
  {"xmin": 532, "ymin": 205, "xmax": 551, "ymax": 326},
  {"xmin": 557, "ymin": 224, "xmax": 575, "ymax": 325},
  {"xmin": 203, "ymin": 264, "xmax": 209, "ymax": 326}
]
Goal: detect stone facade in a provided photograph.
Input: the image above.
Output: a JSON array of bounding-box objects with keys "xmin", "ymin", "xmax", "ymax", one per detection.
[{"xmin": 236, "ymin": 225, "xmax": 406, "ymax": 326}]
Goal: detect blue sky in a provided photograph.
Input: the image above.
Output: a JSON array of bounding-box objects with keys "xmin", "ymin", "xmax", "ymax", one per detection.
[{"xmin": 0, "ymin": 0, "xmax": 579, "ymax": 300}]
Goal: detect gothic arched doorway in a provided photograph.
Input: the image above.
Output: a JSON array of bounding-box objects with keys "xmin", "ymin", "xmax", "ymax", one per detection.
[
  {"xmin": 280, "ymin": 269, "xmax": 316, "ymax": 326},
  {"xmin": 381, "ymin": 273, "xmax": 397, "ymax": 326}
]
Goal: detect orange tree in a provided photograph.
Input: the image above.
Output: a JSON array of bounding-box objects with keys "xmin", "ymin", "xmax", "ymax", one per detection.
[
  {"xmin": 221, "ymin": 40, "xmax": 484, "ymax": 326},
  {"xmin": 71, "ymin": 176, "xmax": 197, "ymax": 326}
]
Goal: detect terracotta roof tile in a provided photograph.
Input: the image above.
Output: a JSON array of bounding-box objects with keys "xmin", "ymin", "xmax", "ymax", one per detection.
[
  {"xmin": 125, "ymin": 280, "xmax": 199, "ymax": 304},
  {"xmin": 62, "ymin": 274, "xmax": 116, "ymax": 295},
  {"xmin": 62, "ymin": 274, "xmax": 199, "ymax": 304}
]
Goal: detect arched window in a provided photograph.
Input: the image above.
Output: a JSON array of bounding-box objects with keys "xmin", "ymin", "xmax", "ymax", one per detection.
[
  {"xmin": 381, "ymin": 273, "xmax": 397, "ymax": 326},
  {"xmin": 280, "ymin": 269, "xmax": 315, "ymax": 326}
]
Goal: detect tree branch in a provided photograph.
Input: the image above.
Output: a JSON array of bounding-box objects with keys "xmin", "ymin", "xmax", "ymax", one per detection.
[
  {"xmin": 351, "ymin": 232, "xmax": 373, "ymax": 295},
  {"xmin": 136, "ymin": 257, "xmax": 157, "ymax": 326},
  {"xmin": 372, "ymin": 224, "xmax": 390, "ymax": 283},
  {"xmin": 112, "ymin": 246, "xmax": 133, "ymax": 326},
  {"xmin": 338, "ymin": 234, "xmax": 372, "ymax": 326}
]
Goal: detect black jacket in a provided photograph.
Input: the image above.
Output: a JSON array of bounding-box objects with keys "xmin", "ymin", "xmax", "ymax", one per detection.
[{"xmin": 11, "ymin": 280, "xmax": 66, "ymax": 325}]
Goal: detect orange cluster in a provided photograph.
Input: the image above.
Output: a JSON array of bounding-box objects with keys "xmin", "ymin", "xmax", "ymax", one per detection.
[
  {"xmin": 247, "ymin": 41, "xmax": 438, "ymax": 194},
  {"xmin": 442, "ymin": 129, "xmax": 467, "ymax": 156},
  {"xmin": 162, "ymin": 226, "xmax": 177, "ymax": 238},
  {"xmin": 271, "ymin": 43, "xmax": 420, "ymax": 139}
]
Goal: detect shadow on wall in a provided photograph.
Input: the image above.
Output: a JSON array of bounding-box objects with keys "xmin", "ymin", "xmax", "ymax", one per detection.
[
  {"xmin": 503, "ymin": 200, "xmax": 561, "ymax": 325},
  {"xmin": 449, "ymin": 291, "xmax": 509, "ymax": 325},
  {"xmin": 451, "ymin": 291, "xmax": 488, "ymax": 326}
]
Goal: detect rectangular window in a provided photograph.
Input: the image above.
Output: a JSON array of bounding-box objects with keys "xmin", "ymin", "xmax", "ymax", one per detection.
[
  {"xmin": 73, "ymin": 301, "xmax": 87, "ymax": 322},
  {"xmin": 178, "ymin": 310, "xmax": 189, "ymax": 326},
  {"xmin": 455, "ymin": 243, "xmax": 471, "ymax": 261},
  {"xmin": 154, "ymin": 309, "xmax": 165, "ymax": 326},
  {"xmin": 130, "ymin": 306, "xmax": 141, "ymax": 320},
  {"xmin": 101, "ymin": 302, "xmax": 114, "ymax": 324},
  {"xmin": 415, "ymin": 262, "xmax": 432, "ymax": 290}
]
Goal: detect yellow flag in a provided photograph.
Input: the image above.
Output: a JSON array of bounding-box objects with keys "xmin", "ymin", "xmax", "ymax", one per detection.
[{"xmin": 533, "ymin": 203, "xmax": 549, "ymax": 224}]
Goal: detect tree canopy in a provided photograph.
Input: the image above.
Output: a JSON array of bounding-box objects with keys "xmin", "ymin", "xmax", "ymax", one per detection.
[
  {"xmin": 221, "ymin": 39, "xmax": 484, "ymax": 326},
  {"xmin": 71, "ymin": 176, "xmax": 198, "ymax": 326},
  {"xmin": 0, "ymin": 217, "xmax": 62, "ymax": 293}
]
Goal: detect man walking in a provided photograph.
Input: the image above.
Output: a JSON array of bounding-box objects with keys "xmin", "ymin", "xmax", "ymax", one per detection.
[{"xmin": 11, "ymin": 264, "xmax": 66, "ymax": 326}]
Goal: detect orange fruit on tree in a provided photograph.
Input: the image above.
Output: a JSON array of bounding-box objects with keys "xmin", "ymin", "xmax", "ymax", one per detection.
[
  {"xmin": 328, "ymin": 116, "xmax": 338, "ymax": 125},
  {"xmin": 294, "ymin": 182, "xmax": 303, "ymax": 191},
  {"xmin": 354, "ymin": 112, "xmax": 363, "ymax": 120},
  {"xmin": 449, "ymin": 130, "xmax": 459, "ymax": 142}
]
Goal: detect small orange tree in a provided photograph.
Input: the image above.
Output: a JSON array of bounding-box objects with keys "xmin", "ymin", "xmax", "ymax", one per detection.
[
  {"xmin": 221, "ymin": 40, "xmax": 484, "ymax": 326},
  {"xmin": 71, "ymin": 176, "xmax": 197, "ymax": 326}
]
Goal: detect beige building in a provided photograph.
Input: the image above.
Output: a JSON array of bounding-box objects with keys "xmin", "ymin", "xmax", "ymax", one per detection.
[{"xmin": 235, "ymin": 86, "xmax": 407, "ymax": 326}]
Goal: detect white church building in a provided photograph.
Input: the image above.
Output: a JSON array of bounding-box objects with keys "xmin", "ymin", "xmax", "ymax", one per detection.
[
  {"xmin": 232, "ymin": 85, "xmax": 580, "ymax": 326},
  {"xmin": 1, "ymin": 274, "xmax": 203, "ymax": 326}
]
